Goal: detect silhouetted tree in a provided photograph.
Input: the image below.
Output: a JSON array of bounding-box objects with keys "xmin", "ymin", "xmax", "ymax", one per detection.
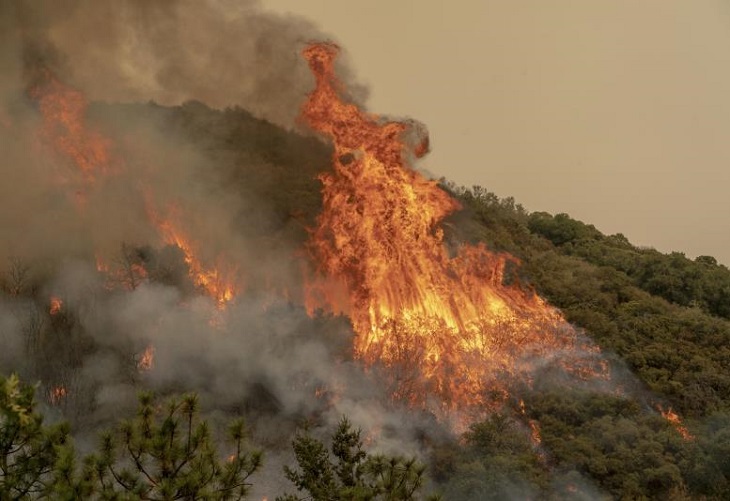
[
  {"xmin": 0, "ymin": 374, "xmax": 72, "ymax": 498},
  {"xmin": 278, "ymin": 417, "xmax": 437, "ymax": 500},
  {"xmin": 85, "ymin": 392, "xmax": 262, "ymax": 500}
]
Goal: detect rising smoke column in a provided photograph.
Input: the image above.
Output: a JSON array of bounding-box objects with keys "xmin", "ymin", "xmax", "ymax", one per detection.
[{"xmin": 1, "ymin": 0, "xmax": 368, "ymax": 128}]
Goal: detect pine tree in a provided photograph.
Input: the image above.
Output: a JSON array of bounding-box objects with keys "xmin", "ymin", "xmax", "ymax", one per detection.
[
  {"xmin": 0, "ymin": 374, "xmax": 72, "ymax": 499},
  {"xmin": 279, "ymin": 417, "xmax": 437, "ymax": 500},
  {"xmin": 85, "ymin": 392, "xmax": 262, "ymax": 500}
]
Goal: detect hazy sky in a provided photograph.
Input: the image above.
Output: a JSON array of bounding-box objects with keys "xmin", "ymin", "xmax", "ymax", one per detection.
[{"xmin": 264, "ymin": 0, "xmax": 730, "ymax": 265}]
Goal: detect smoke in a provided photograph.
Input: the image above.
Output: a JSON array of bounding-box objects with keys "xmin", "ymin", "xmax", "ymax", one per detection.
[
  {"xmin": 0, "ymin": 0, "xmax": 373, "ymax": 277},
  {"xmin": 0, "ymin": 259, "xmax": 441, "ymax": 496},
  {"xmin": 0, "ymin": 3, "xmax": 437, "ymax": 497},
  {"xmin": 2, "ymin": 0, "xmax": 368, "ymax": 127},
  {"xmin": 0, "ymin": 1, "xmax": 657, "ymax": 498}
]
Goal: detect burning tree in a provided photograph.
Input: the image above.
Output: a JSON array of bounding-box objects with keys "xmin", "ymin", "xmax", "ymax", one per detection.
[
  {"xmin": 300, "ymin": 42, "xmax": 608, "ymax": 419},
  {"xmin": 29, "ymin": 70, "xmax": 241, "ymax": 309}
]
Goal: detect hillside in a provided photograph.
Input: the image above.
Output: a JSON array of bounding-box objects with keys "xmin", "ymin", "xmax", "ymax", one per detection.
[{"xmin": 3, "ymin": 97, "xmax": 730, "ymax": 499}]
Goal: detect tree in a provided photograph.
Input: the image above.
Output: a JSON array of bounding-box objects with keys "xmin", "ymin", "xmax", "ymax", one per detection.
[
  {"xmin": 0, "ymin": 373, "xmax": 72, "ymax": 499},
  {"xmin": 278, "ymin": 417, "xmax": 436, "ymax": 500},
  {"xmin": 527, "ymin": 212, "xmax": 601, "ymax": 246},
  {"xmin": 85, "ymin": 392, "xmax": 262, "ymax": 500},
  {"xmin": 441, "ymin": 413, "xmax": 548, "ymax": 500}
]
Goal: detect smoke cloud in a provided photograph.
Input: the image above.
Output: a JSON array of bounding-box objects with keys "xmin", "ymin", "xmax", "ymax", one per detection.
[
  {"xmin": 0, "ymin": 1, "xmax": 436, "ymax": 497},
  {"xmin": 2, "ymin": 0, "xmax": 367, "ymax": 126},
  {"xmin": 0, "ymin": 1, "xmax": 637, "ymax": 498}
]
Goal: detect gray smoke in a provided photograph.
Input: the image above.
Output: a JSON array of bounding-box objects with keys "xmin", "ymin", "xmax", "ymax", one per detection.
[
  {"xmin": 1, "ymin": 0, "xmax": 367, "ymax": 127},
  {"xmin": 0, "ymin": 2, "xmax": 437, "ymax": 497},
  {"xmin": 0, "ymin": 2, "xmax": 630, "ymax": 498}
]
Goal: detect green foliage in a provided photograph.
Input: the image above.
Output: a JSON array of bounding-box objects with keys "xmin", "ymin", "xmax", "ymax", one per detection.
[
  {"xmin": 279, "ymin": 417, "xmax": 436, "ymax": 501},
  {"xmin": 443, "ymin": 186, "xmax": 730, "ymax": 497},
  {"xmin": 443, "ymin": 183, "xmax": 533, "ymax": 255},
  {"xmin": 527, "ymin": 212, "xmax": 602, "ymax": 247},
  {"xmin": 7, "ymin": 99, "xmax": 730, "ymax": 499},
  {"xmin": 524, "ymin": 391, "xmax": 691, "ymax": 498},
  {"xmin": 524, "ymin": 210, "xmax": 730, "ymax": 320},
  {"xmin": 523, "ymin": 248, "xmax": 730, "ymax": 418},
  {"xmin": 0, "ymin": 373, "xmax": 72, "ymax": 499},
  {"xmin": 84, "ymin": 392, "xmax": 262, "ymax": 500},
  {"xmin": 439, "ymin": 413, "xmax": 548, "ymax": 500}
]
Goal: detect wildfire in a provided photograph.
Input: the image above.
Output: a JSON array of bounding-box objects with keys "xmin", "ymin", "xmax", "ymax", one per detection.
[
  {"xmin": 519, "ymin": 399, "xmax": 543, "ymax": 448},
  {"xmin": 49, "ymin": 386, "xmax": 68, "ymax": 405},
  {"xmin": 528, "ymin": 419, "xmax": 542, "ymax": 447},
  {"xmin": 659, "ymin": 405, "xmax": 694, "ymax": 441},
  {"xmin": 301, "ymin": 43, "xmax": 607, "ymax": 418},
  {"xmin": 137, "ymin": 344, "xmax": 155, "ymax": 372},
  {"xmin": 30, "ymin": 72, "xmax": 239, "ymax": 307},
  {"xmin": 95, "ymin": 255, "xmax": 110, "ymax": 274},
  {"xmin": 29, "ymin": 71, "xmax": 114, "ymax": 197},
  {"xmin": 147, "ymin": 202, "xmax": 238, "ymax": 308},
  {"xmin": 49, "ymin": 296, "xmax": 63, "ymax": 315},
  {"xmin": 95, "ymin": 252, "xmax": 149, "ymax": 291}
]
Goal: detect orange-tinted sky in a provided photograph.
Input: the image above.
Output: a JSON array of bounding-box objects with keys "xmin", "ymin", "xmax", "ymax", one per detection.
[{"xmin": 265, "ymin": 0, "xmax": 730, "ymax": 265}]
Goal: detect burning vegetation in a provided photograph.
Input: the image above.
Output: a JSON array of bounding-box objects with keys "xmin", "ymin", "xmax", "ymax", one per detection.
[
  {"xmin": 49, "ymin": 296, "xmax": 63, "ymax": 315},
  {"xmin": 3, "ymin": 3, "xmax": 726, "ymax": 497},
  {"xmin": 301, "ymin": 43, "xmax": 608, "ymax": 419},
  {"xmin": 29, "ymin": 71, "xmax": 241, "ymax": 309},
  {"xmin": 25, "ymin": 43, "xmax": 611, "ymax": 429},
  {"xmin": 659, "ymin": 405, "xmax": 694, "ymax": 441}
]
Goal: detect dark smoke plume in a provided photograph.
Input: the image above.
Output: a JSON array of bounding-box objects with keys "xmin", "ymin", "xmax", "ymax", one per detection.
[{"xmin": 2, "ymin": 0, "xmax": 368, "ymax": 126}]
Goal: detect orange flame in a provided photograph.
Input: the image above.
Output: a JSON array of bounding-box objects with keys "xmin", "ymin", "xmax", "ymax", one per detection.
[
  {"xmin": 95, "ymin": 253, "xmax": 149, "ymax": 291},
  {"xmin": 49, "ymin": 386, "xmax": 67, "ymax": 405},
  {"xmin": 658, "ymin": 405, "xmax": 694, "ymax": 441},
  {"xmin": 528, "ymin": 419, "xmax": 542, "ymax": 447},
  {"xmin": 147, "ymin": 202, "xmax": 238, "ymax": 308},
  {"xmin": 137, "ymin": 344, "xmax": 155, "ymax": 372},
  {"xmin": 519, "ymin": 400, "xmax": 543, "ymax": 448},
  {"xmin": 301, "ymin": 43, "xmax": 607, "ymax": 418},
  {"xmin": 29, "ymin": 71, "xmax": 115, "ymax": 203},
  {"xmin": 30, "ymin": 73, "xmax": 239, "ymax": 306},
  {"xmin": 49, "ymin": 296, "xmax": 63, "ymax": 315},
  {"xmin": 95, "ymin": 255, "xmax": 110, "ymax": 274}
]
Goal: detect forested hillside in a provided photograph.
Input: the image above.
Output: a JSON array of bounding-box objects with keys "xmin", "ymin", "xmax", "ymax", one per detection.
[
  {"xmin": 3, "ymin": 99, "xmax": 730, "ymax": 499},
  {"xmin": 442, "ymin": 185, "xmax": 730, "ymax": 498}
]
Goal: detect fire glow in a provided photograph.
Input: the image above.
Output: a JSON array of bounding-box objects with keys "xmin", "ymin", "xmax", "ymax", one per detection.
[
  {"xmin": 49, "ymin": 296, "xmax": 63, "ymax": 316},
  {"xmin": 29, "ymin": 73, "xmax": 238, "ymax": 308},
  {"xmin": 30, "ymin": 72, "xmax": 114, "ymax": 185},
  {"xmin": 28, "ymin": 44, "xmax": 610, "ymax": 426},
  {"xmin": 659, "ymin": 405, "xmax": 694, "ymax": 441},
  {"xmin": 301, "ymin": 43, "xmax": 608, "ymax": 417},
  {"xmin": 49, "ymin": 386, "xmax": 68, "ymax": 405},
  {"xmin": 137, "ymin": 344, "xmax": 155, "ymax": 372},
  {"xmin": 146, "ymin": 201, "xmax": 238, "ymax": 308}
]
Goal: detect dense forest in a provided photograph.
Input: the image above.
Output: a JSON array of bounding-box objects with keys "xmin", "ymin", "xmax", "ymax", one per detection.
[{"xmin": 3, "ymin": 99, "xmax": 730, "ymax": 500}]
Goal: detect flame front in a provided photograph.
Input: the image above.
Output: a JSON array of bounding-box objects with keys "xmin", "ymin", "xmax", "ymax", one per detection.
[
  {"xmin": 301, "ymin": 43, "xmax": 605, "ymax": 417},
  {"xmin": 137, "ymin": 344, "xmax": 155, "ymax": 372},
  {"xmin": 30, "ymin": 73, "xmax": 113, "ymax": 185},
  {"xmin": 659, "ymin": 405, "xmax": 694, "ymax": 441},
  {"xmin": 146, "ymin": 201, "xmax": 238, "ymax": 308},
  {"xmin": 49, "ymin": 386, "xmax": 68, "ymax": 405},
  {"xmin": 49, "ymin": 296, "xmax": 63, "ymax": 316},
  {"xmin": 30, "ymin": 72, "xmax": 238, "ymax": 307}
]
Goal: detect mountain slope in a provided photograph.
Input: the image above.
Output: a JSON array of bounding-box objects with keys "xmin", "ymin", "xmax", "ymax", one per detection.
[{"xmin": 4, "ymin": 98, "xmax": 730, "ymax": 498}]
